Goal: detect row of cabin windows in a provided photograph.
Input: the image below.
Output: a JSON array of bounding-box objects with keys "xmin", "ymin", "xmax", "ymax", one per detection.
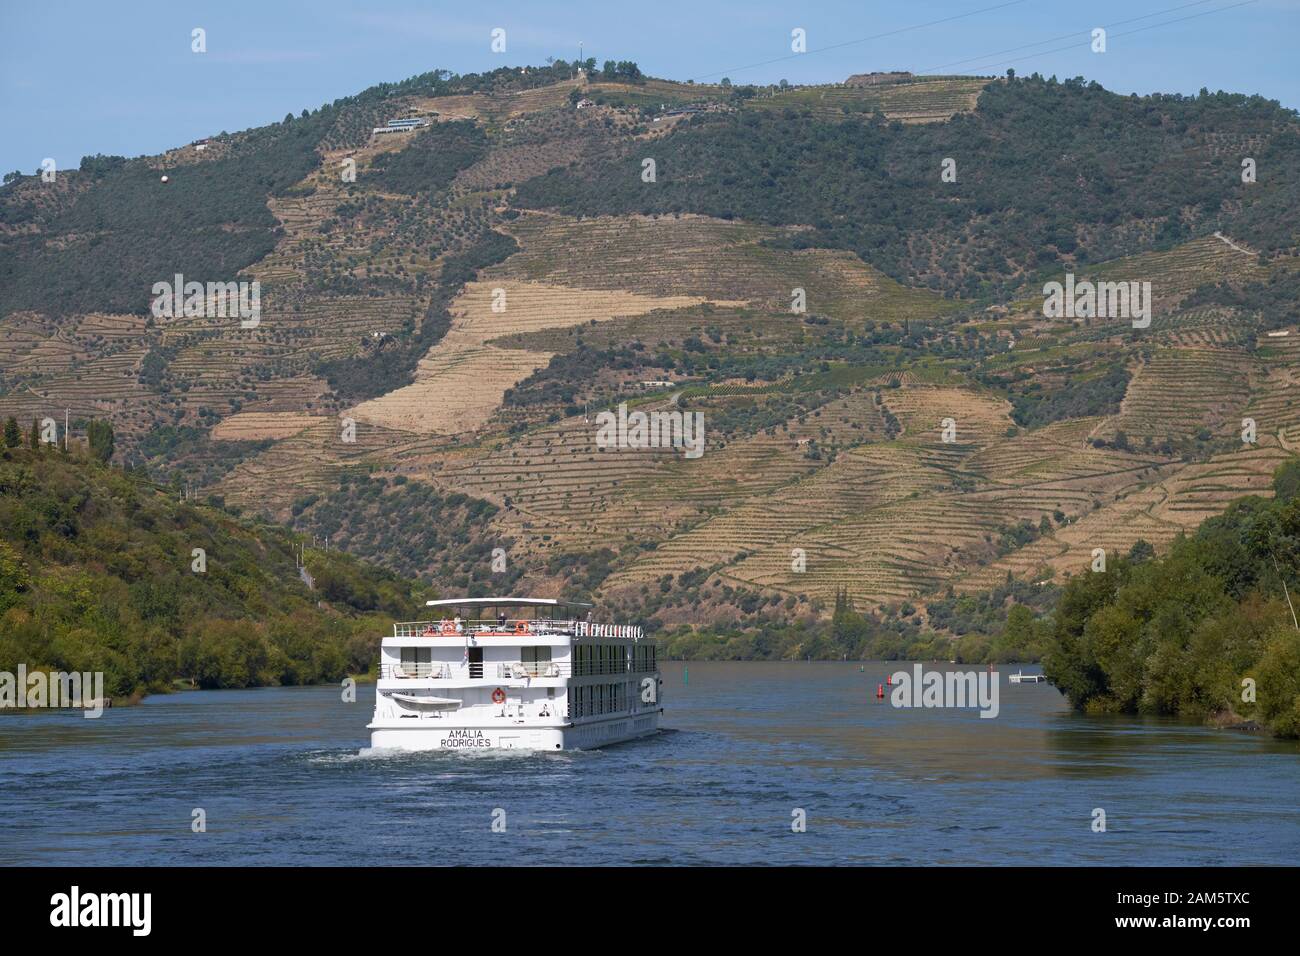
[
  {"xmin": 569, "ymin": 682, "xmax": 630, "ymax": 719},
  {"xmin": 573, "ymin": 643, "xmax": 658, "ymax": 676},
  {"xmin": 402, "ymin": 648, "xmax": 552, "ymax": 663},
  {"xmin": 573, "ymin": 643, "xmax": 624, "ymax": 676},
  {"xmin": 632, "ymin": 645, "xmax": 657, "ymax": 673},
  {"xmin": 398, "ymin": 644, "xmax": 651, "ymax": 677}
]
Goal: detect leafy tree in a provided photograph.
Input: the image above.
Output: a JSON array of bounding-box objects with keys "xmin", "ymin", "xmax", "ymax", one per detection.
[
  {"xmin": 1044, "ymin": 461, "xmax": 1300, "ymax": 735},
  {"xmin": 1273, "ymin": 459, "xmax": 1300, "ymax": 505},
  {"xmin": 0, "ymin": 540, "xmax": 29, "ymax": 611},
  {"xmin": 86, "ymin": 419, "xmax": 114, "ymax": 463},
  {"xmin": 1256, "ymin": 625, "xmax": 1300, "ymax": 736},
  {"xmin": 2, "ymin": 417, "xmax": 19, "ymax": 448},
  {"xmin": 0, "ymin": 450, "xmax": 411, "ymax": 700},
  {"xmin": 1127, "ymin": 539, "xmax": 1155, "ymax": 563}
]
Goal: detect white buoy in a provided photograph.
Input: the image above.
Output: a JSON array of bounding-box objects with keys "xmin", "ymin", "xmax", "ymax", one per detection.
[{"xmin": 160, "ymin": 175, "xmax": 169, "ymax": 183}]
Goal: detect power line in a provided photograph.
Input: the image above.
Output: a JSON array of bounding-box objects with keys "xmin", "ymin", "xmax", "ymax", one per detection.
[
  {"xmin": 690, "ymin": 0, "xmax": 1031, "ymax": 83},
  {"xmin": 918, "ymin": 0, "xmax": 1221, "ymax": 75},
  {"xmin": 920, "ymin": 0, "xmax": 1259, "ymax": 77}
]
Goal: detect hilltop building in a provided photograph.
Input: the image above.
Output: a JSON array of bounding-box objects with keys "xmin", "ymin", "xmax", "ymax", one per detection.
[{"xmin": 372, "ymin": 117, "xmax": 432, "ymax": 136}]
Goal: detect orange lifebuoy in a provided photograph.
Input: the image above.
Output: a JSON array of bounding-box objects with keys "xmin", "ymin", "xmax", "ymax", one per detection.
[
  {"xmin": 491, "ymin": 687, "xmax": 506, "ymax": 704},
  {"xmin": 515, "ymin": 621, "xmax": 530, "ymax": 635}
]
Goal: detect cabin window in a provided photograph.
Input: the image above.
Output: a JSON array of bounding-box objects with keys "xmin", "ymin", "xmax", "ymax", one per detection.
[
  {"xmin": 400, "ymin": 646, "xmax": 431, "ymax": 676},
  {"xmin": 522, "ymin": 646, "xmax": 552, "ymax": 664}
]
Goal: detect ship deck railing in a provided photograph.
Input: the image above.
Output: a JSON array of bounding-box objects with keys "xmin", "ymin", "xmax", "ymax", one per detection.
[
  {"xmin": 392, "ymin": 618, "xmax": 645, "ymax": 640},
  {"xmin": 381, "ymin": 661, "xmax": 575, "ymax": 680},
  {"xmin": 379, "ymin": 661, "xmax": 655, "ymax": 680}
]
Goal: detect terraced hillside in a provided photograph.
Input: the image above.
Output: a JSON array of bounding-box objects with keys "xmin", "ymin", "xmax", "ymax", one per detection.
[
  {"xmin": 750, "ymin": 75, "xmax": 990, "ymax": 123},
  {"xmin": 349, "ymin": 279, "xmax": 721, "ymax": 434},
  {"xmin": 3, "ymin": 62, "xmax": 1299, "ymax": 636}
]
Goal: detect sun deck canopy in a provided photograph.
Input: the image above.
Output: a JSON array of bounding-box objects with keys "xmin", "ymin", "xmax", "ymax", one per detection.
[{"xmin": 425, "ymin": 597, "xmax": 592, "ymax": 609}]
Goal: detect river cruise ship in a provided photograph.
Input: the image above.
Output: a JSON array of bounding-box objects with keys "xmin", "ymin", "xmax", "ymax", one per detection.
[{"xmin": 368, "ymin": 597, "xmax": 663, "ymax": 751}]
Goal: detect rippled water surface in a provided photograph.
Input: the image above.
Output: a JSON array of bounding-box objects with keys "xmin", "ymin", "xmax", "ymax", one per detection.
[{"xmin": 2, "ymin": 662, "xmax": 1297, "ymax": 865}]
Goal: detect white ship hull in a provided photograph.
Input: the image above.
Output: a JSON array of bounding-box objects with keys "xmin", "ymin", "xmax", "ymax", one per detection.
[
  {"xmin": 368, "ymin": 597, "xmax": 663, "ymax": 753},
  {"xmin": 369, "ymin": 711, "xmax": 661, "ymax": 752}
]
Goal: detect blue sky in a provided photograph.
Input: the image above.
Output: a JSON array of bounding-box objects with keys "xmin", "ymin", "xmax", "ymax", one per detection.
[{"xmin": 1, "ymin": 0, "xmax": 1296, "ymax": 174}]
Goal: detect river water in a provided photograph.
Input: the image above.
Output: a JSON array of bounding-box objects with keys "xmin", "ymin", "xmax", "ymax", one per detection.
[{"xmin": 2, "ymin": 662, "xmax": 1297, "ymax": 865}]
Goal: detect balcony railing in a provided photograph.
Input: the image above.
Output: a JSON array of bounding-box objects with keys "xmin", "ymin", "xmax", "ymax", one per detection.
[
  {"xmin": 393, "ymin": 618, "xmax": 574, "ymax": 638},
  {"xmin": 496, "ymin": 661, "xmax": 569, "ymax": 679},
  {"xmin": 392, "ymin": 619, "xmax": 645, "ymax": 640},
  {"xmin": 380, "ymin": 661, "xmax": 571, "ymax": 680},
  {"xmin": 380, "ymin": 659, "xmax": 657, "ymax": 680},
  {"xmin": 380, "ymin": 662, "xmax": 452, "ymax": 680}
]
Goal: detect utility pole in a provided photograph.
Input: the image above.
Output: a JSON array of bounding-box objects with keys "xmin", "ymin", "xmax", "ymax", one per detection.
[{"xmin": 64, "ymin": 409, "xmax": 69, "ymax": 451}]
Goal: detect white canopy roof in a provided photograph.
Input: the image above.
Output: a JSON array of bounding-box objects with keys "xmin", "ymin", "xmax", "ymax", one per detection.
[{"xmin": 425, "ymin": 597, "xmax": 592, "ymax": 608}]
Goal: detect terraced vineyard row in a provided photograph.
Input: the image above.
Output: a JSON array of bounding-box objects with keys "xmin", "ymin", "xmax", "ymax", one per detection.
[
  {"xmin": 1095, "ymin": 347, "xmax": 1257, "ymax": 442},
  {"xmin": 957, "ymin": 443, "xmax": 1291, "ymax": 591}
]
